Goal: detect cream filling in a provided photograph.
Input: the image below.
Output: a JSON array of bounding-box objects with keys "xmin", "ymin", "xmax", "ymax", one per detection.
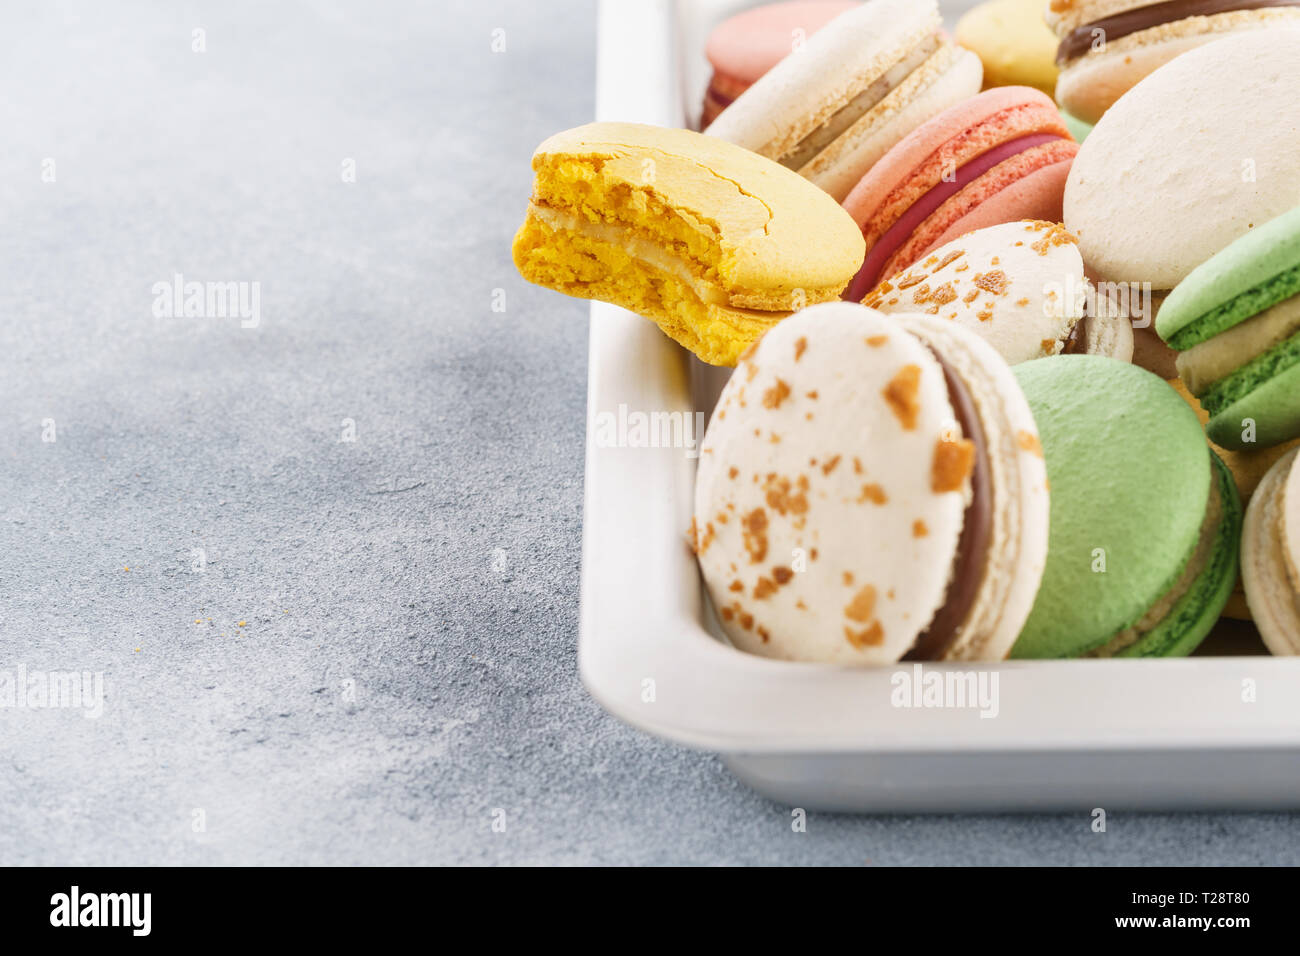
[
  {"xmin": 529, "ymin": 204, "xmax": 729, "ymax": 307},
  {"xmin": 1086, "ymin": 475, "xmax": 1223, "ymax": 658},
  {"xmin": 779, "ymin": 34, "xmax": 943, "ymax": 173},
  {"xmin": 1176, "ymin": 293, "xmax": 1300, "ymax": 394}
]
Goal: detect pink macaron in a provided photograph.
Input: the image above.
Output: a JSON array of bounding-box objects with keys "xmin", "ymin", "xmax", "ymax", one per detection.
[
  {"xmin": 701, "ymin": 1, "xmax": 858, "ymax": 129},
  {"xmin": 842, "ymin": 86, "xmax": 1078, "ymax": 301}
]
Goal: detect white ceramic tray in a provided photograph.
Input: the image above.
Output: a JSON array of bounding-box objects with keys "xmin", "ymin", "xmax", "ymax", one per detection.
[{"xmin": 578, "ymin": 0, "xmax": 1300, "ymax": 811}]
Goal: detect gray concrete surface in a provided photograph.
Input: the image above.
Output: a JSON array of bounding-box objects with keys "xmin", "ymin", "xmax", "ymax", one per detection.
[{"xmin": 0, "ymin": 0, "xmax": 1294, "ymax": 866}]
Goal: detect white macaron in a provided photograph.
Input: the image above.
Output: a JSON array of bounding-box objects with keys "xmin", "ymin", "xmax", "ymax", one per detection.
[
  {"xmin": 705, "ymin": 0, "xmax": 983, "ymax": 202},
  {"xmin": 693, "ymin": 302, "xmax": 1049, "ymax": 665},
  {"xmin": 864, "ymin": 220, "xmax": 1133, "ymax": 365},
  {"xmin": 1064, "ymin": 26, "xmax": 1300, "ymax": 290}
]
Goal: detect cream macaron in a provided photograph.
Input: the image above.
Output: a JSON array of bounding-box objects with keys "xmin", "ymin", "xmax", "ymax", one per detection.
[
  {"xmin": 1047, "ymin": 0, "xmax": 1300, "ymax": 125},
  {"xmin": 1241, "ymin": 448, "xmax": 1300, "ymax": 653},
  {"xmin": 863, "ymin": 220, "xmax": 1133, "ymax": 365},
  {"xmin": 1063, "ymin": 26, "xmax": 1300, "ymax": 292},
  {"xmin": 705, "ymin": 0, "xmax": 983, "ymax": 202},
  {"xmin": 692, "ymin": 302, "xmax": 1049, "ymax": 665}
]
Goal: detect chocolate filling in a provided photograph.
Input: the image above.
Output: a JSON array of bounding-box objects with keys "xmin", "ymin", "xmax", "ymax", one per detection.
[
  {"xmin": 901, "ymin": 347, "xmax": 993, "ymax": 661},
  {"xmin": 1061, "ymin": 316, "xmax": 1087, "ymax": 354},
  {"xmin": 1056, "ymin": 0, "xmax": 1300, "ymax": 65}
]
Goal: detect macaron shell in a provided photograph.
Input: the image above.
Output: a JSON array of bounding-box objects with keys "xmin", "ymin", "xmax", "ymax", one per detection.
[
  {"xmin": 1170, "ymin": 374, "xmax": 1300, "ymax": 623},
  {"xmin": 1241, "ymin": 448, "xmax": 1300, "ymax": 654},
  {"xmin": 955, "ymin": 0, "xmax": 1060, "ymax": 94},
  {"xmin": 1111, "ymin": 452, "xmax": 1240, "ymax": 657},
  {"xmin": 801, "ymin": 43, "xmax": 983, "ymax": 202},
  {"xmin": 1205, "ymin": 345, "xmax": 1300, "ymax": 450},
  {"xmin": 705, "ymin": 1, "xmax": 860, "ymax": 85},
  {"xmin": 902, "ymin": 313, "xmax": 1050, "ymax": 660},
  {"xmin": 1054, "ymin": 10, "xmax": 1300, "ymax": 125},
  {"xmin": 523, "ymin": 123, "xmax": 864, "ymax": 300},
  {"xmin": 1010, "ymin": 356, "xmax": 1211, "ymax": 658},
  {"xmin": 1045, "ymin": 0, "xmax": 1148, "ymax": 34},
  {"xmin": 1054, "ymin": 22, "xmax": 1232, "ymax": 125},
  {"xmin": 843, "ymin": 87, "xmax": 1076, "ymax": 292},
  {"xmin": 705, "ymin": 0, "xmax": 943, "ymax": 164},
  {"xmin": 1157, "ymin": 205, "xmax": 1300, "ymax": 349},
  {"xmin": 867, "ymin": 220, "xmax": 1086, "ymax": 366},
  {"xmin": 693, "ymin": 303, "xmax": 969, "ymax": 664},
  {"xmin": 1175, "ymin": 293, "xmax": 1300, "ymax": 396},
  {"xmin": 896, "ymin": 153, "xmax": 1075, "ymax": 275},
  {"xmin": 1063, "ymin": 27, "xmax": 1300, "ymax": 288},
  {"xmin": 845, "ymin": 86, "xmax": 1069, "ymax": 245},
  {"xmin": 702, "ymin": 0, "xmax": 860, "ymax": 128},
  {"xmin": 1169, "ymin": 376, "xmax": 1300, "ymax": 502}
]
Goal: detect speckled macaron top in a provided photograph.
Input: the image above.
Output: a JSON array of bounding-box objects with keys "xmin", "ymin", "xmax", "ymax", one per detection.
[
  {"xmin": 693, "ymin": 304, "xmax": 972, "ymax": 664},
  {"xmin": 864, "ymin": 220, "xmax": 1086, "ymax": 365}
]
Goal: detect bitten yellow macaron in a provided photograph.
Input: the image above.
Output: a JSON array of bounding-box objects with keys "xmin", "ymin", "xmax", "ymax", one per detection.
[
  {"xmin": 512, "ymin": 122, "xmax": 865, "ymax": 366},
  {"xmin": 955, "ymin": 0, "xmax": 1059, "ymax": 96}
]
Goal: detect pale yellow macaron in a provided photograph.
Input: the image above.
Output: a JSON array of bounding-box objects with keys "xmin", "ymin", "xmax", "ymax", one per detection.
[
  {"xmin": 1241, "ymin": 448, "xmax": 1300, "ymax": 654},
  {"xmin": 512, "ymin": 122, "xmax": 865, "ymax": 366},
  {"xmin": 955, "ymin": 0, "xmax": 1059, "ymax": 96}
]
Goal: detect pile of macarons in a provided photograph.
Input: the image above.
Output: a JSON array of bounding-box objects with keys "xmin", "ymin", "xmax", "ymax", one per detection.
[{"xmin": 512, "ymin": 0, "xmax": 1300, "ymax": 661}]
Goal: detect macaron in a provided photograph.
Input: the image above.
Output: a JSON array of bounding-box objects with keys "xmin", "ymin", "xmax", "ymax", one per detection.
[
  {"xmin": 1046, "ymin": 0, "xmax": 1300, "ymax": 125},
  {"xmin": 512, "ymin": 122, "xmax": 864, "ymax": 366},
  {"xmin": 842, "ymin": 87, "xmax": 1079, "ymax": 301},
  {"xmin": 1157, "ymin": 205, "xmax": 1300, "ymax": 450},
  {"xmin": 1064, "ymin": 27, "xmax": 1300, "ymax": 291},
  {"xmin": 863, "ymin": 220, "xmax": 1133, "ymax": 365},
  {"xmin": 693, "ymin": 302, "xmax": 1049, "ymax": 665},
  {"xmin": 700, "ymin": 1, "xmax": 858, "ymax": 129},
  {"xmin": 706, "ymin": 0, "xmax": 983, "ymax": 202},
  {"xmin": 1169, "ymin": 376, "xmax": 1300, "ymax": 622},
  {"xmin": 1241, "ymin": 447, "xmax": 1300, "ymax": 653},
  {"xmin": 1010, "ymin": 356, "xmax": 1241, "ymax": 658},
  {"xmin": 955, "ymin": 0, "xmax": 1060, "ymax": 95}
]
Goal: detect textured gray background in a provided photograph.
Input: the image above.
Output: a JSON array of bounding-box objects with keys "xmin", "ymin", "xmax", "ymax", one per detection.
[{"xmin": 0, "ymin": 0, "xmax": 1293, "ymax": 865}]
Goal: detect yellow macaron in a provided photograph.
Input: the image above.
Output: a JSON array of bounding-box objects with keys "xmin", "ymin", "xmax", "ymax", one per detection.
[
  {"xmin": 512, "ymin": 122, "xmax": 865, "ymax": 366},
  {"xmin": 955, "ymin": 0, "xmax": 1058, "ymax": 96}
]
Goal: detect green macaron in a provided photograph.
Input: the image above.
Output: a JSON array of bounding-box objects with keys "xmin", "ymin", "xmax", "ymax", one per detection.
[
  {"xmin": 1010, "ymin": 356, "xmax": 1241, "ymax": 659},
  {"xmin": 1156, "ymin": 205, "xmax": 1300, "ymax": 450}
]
